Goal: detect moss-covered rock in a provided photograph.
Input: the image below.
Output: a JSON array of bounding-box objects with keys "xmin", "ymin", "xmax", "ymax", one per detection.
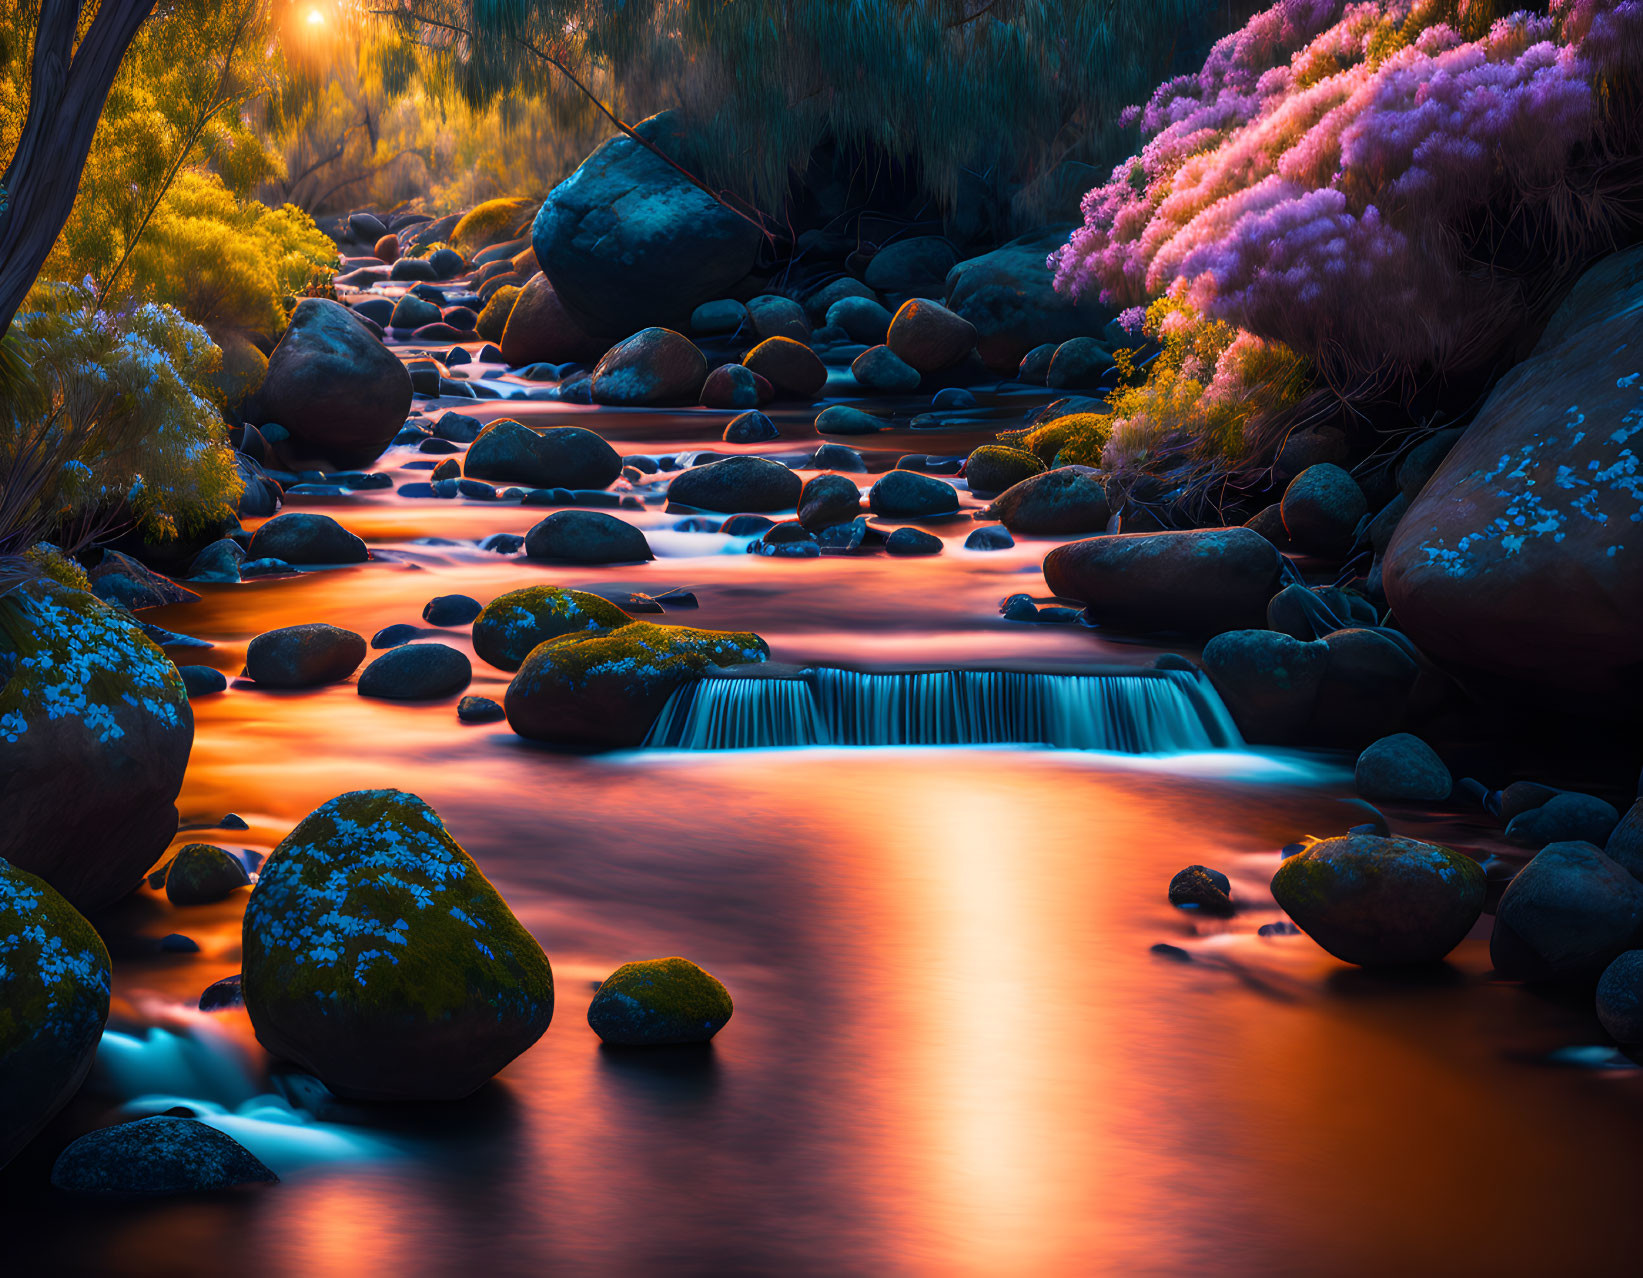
[
  {"xmin": 505, "ymin": 621, "xmax": 769, "ymax": 749},
  {"xmin": 242, "ymin": 789, "xmax": 554, "ymax": 1100},
  {"xmin": 965, "ymin": 445, "xmax": 1045, "ymax": 496},
  {"xmin": 476, "ymin": 284, "xmax": 522, "ymax": 343},
  {"xmin": 0, "ymin": 580, "xmax": 193, "ymax": 910},
  {"xmin": 0, "ymin": 860, "xmax": 110, "ymax": 1168},
  {"xmin": 1272, "ymin": 833, "xmax": 1484, "ymax": 966},
  {"xmin": 587, "ymin": 957, "xmax": 733, "ymax": 1046},
  {"xmin": 163, "ymin": 844, "xmax": 250, "ymax": 906},
  {"xmin": 451, "ymin": 196, "xmax": 537, "ymax": 254},
  {"xmin": 51, "ymin": 1116, "xmax": 276, "ymax": 1194},
  {"xmin": 471, "ymin": 586, "xmax": 632, "ymax": 672}
]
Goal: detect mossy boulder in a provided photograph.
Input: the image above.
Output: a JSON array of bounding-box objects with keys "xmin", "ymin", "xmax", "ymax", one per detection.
[
  {"xmin": 505, "ymin": 621, "xmax": 769, "ymax": 749},
  {"xmin": 451, "ymin": 196, "xmax": 537, "ymax": 254},
  {"xmin": 472, "ymin": 587, "xmax": 632, "ymax": 672},
  {"xmin": 51, "ymin": 1116, "xmax": 276, "ymax": 1194},
  {"xmin": 587, "ymin": 957, "xmax": 733, "ymax": 1046},
  {"xmin": 0, "ymin": 580, "xmax": 192, "ymax": 910},
  {"xmin": 1271, "ymin": 833, "xmax": 1485, "ymax": 966},
  {"xmin": 0, "ymin": 860, "xmax": 110, "ymax": 1168},
  {"xmin": 476, "ymin": 284, "xmax": 522, "ymax": 343},
  {"xmin": 242, "ymin": 789, "xmax": 555, "ymax": 1100},
  {"xmin": 163, "ymin": 844, "xmax": 250, "ymax": 906},
  {"xmin": 965, "ymin": 445, "xmax": 1045, "ymax": 497}
]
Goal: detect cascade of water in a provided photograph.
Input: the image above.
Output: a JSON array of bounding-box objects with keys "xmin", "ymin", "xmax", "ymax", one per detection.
[{"xmin": 645, "ymin": 669, "xmax": 1242, "ymax": 753}]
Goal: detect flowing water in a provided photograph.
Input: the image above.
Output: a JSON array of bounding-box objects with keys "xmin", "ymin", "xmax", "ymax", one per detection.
[{"xmin": 6, "ymin": 349, "xmax": 1643, "ymax": 1276}]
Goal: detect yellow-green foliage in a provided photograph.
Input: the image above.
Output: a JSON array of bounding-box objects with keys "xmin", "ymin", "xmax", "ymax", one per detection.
[
  {"xmin": 124, "ymin": 172, "xmax": 337, "ymax": 343},
  {"xmin": 452, "ymin": 197, "xmax": 537, "ymax": 253},
  {"xmin": 2, "ymin": 286, "xmax": 243, "ymax": 546},
  {"xmin": 21, "ymin": 543, "xmax": 91, "ymax": 592},
  {"xmin": 1019, "ymin": 414, "xmax": 1113, "ymax": 467}
]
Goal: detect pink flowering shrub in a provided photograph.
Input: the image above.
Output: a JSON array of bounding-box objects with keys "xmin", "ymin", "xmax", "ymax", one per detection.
[{"xmin": 1052, "ymin": 0, "xmax": 1643, "ymax": 383}]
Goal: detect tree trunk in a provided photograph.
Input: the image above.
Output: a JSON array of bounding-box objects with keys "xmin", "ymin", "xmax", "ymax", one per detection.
[{"xmin": 0, "ymin": 0, "xmax": 158, "ymax": 340}]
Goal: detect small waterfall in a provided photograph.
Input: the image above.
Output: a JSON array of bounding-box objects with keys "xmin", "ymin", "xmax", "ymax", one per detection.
[{"xmin": 645, "ymin": 669, "xmax": 1242, "ymax": 752}]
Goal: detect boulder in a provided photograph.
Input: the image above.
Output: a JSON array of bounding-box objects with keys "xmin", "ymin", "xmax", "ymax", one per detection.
[
  {"xmin": 798, "ymin": 475, "xmax": 862, "ymax": 531},
  {"xmin": 1201, "ymin": 629, "xmax": 1328, "ymax": 742},
  {"xmin": 390, "ymin": 293, "xmax": 440, "ymax": 330},
  {"xmin": 815, "ymin": 405, "xmax": 884, "ymax": 436},
  {"xmin": 246, "ymin": 512, "xmax": 367, "ymax": 565},
  {"xmin": 886, "ymin": 299, "xmax": 977, "ymax": 373},
  {"xmin": 745, "ymin": 295, "xmax": 809, "ymax": 342},
  {"xmin": 533, "ymin": 112, "xmax": 762, "ymax": 338},
  {"xmin": 0, "ymin": 861, "xmax": 109, "ymax": 1168},
  {"xmin": 465, "ymin": 420, "xmax": 621, "ymax": 490},
  {"xmin": 250, "ymin": 298, "xmax": 412, "ymax": 468},
  {"xmin": 1045, "ymin": 337, "xmax": 1113, "ymax": 390},
  {"xmin": 505, "ymin": 622, "xmax": 768, "ymax": 748},
  {"xmin": 690, "ymin": 299, "xmax": 748, "ymax": 335},
  {"xmin": 163, "ymin": 843, "xmax": 250, "ymax": 905},
  {"xmin": 826, "ymin": 296, "xmax": 893, "ymax": 346},
  {"xmin": 965, "ymin": 525, "xmax": 1015, "ymax": 551},
  {"xmin": 586, "ymin": 957, "xmax": 734, "ymax": 1046},
  {"xmin": 1265, "ymin": 583, "xmax": 1359, "ymax": 640},
  {"xmin": 357, "ymin": 643, "xmax": 472, "ymax": 700},
  {"xmin": 1043, "ymin": 527, "xmax": 1282, "ymax": 636},
  {"xmin": 458, "ymin": 695, "xmax": 506, "ymax": 724},
  {"xmin": 451, "ymin": 196, "xmax": 537, "ymax": 254},
  {"xmin": 804, "ymin": 276, "xmax": 874, "ymax": 321},
  {"xmin": 742, "ymin": 337, "xmax": 827, "ymax": 399},
  {"xmin": 944, "ymin": 231, "xmax": 1110, "ymax": 372},
  {"xmin": 700, "ymin": 364, "xmax": 768, "ymax": 409},
  {"xmin": 886, "ymin": 526, "xmax": 943, "ymax": 556},
  {"xmin": 1309, "ymin": 627, "xmax": 1421, "ymax": 745},
  {"xmin": 423, "ymin": 594, "xmax": 482, "ymax": 627},
  {"xmin": 851, "ymin": 344, "xmax": 922, "ymax": 393},
  {"xmin": 1491, "ymin": 841, "xmax": 1643, "ymax": 980},
  {"xmin": 187, "ymin": 538, "xmax": 246, "ymax": 584},
  {"xmin": 1506, "ymin": 792, "xmax": 1622, "ymax": 850},
  {"xmin": 242, "ymin": 790, "xmax": 555, "ymax": 1099},
  {"xmin": 179, "ymin": 666, "xmax": 227, "ymax": 697},
  {"xmin": 348, "ymin": 211, "xmax": 386, "ymax": 241},
  {"xmin": 472, "ymin": 586, "xmax": 633, "ymax": 672},
  {"xmin": 1018, "ymin": 343, "xmax": 1057, "ymax": 384},
  {"xmin": 1384, "ymin": 246, "xmax": 1643, "ymax": 707},
  {"xmin": 965, "ymin": 445, "xmax": 1045, "ymax": 497},
  {"xmin": 1281, "ymin": 463, "xmax": 1368, "ymax": 557},
  {"xmin": 869, "ymin": 470, "xmax": 958, "ymax": 520},
  {"xmin": 1608, "ymin": 800, "xmax": 1643, "ymax": 881},
  {"xmin": 476, "ymin": 285, "xmax": 522, "ymax": 343},
  {"xmin": 51, "ymin": 1117, "xmax": 276, "ymax": 1195},
  {"xmin": 812, "ymin": 443, "xmax": 867, "ymax": 472},
  {"xmin": 245, "ymin": 623, "xmax": 366, "ymax": 688},
  {"xmin": 1168, "ymin": 865, "xmax": 1234, "ymax": 915},
  {"xmin": 1355, "ymin": 733, "xmax": 1452, "ymax": 802},
  {"xmin": 0, "ymin": 581, "xmax": 192, "ymax": 910},
  {"xmin": 668, "ymin": 456, "xmax": 801, "ymax": 513},
  {"xmin": 866, "ymin": 236, "xmax": 957, "ymax": 294},
  {"xmin": 498, "ymin": 273, "xmax": 604, "ymax": 367},
  {"xmin": 1272, "ymin": 834, "xmax": 1485, "ymax": 965},
  {"xmin": 985, "ymin": 466, "xmax": 1109, "ymax": 534},
  {"xmin": 523, "ymin": 511, "xmax": 654, "ymax": 564},
  {"xmin": 1276, "ymin": 426, "xmax": 1350, "ymax": 476},
  {"xmin": 86, "ymin": 550, "xmax": 198, "ymax": 611},
  {"xmin": 591, "ymin": 327, "xmax": 707, "ymax": 406},
  {"xmin": 1597, "ymin": 950, "xmax": 1643, "ymax": 1043},
  {"xmin": 723, "ymin": 410, "xmax": 778, "ymax": 444}
]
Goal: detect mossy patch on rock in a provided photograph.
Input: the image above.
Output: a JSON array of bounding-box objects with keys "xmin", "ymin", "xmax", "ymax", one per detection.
[
  {"xmin": 587, "ymin": 957, "xmax": 733, "ymax": 1046},
  {"xmin": 472, "ymin": 586, "xmax": 632, "ymax": 672},
  {"xmin": 241, "ymin": 789, "xmax": 554, "ymax": 1100},
  {"xmin": 163, "ymin": 844, "xmax": 250, "ymax": 906}
]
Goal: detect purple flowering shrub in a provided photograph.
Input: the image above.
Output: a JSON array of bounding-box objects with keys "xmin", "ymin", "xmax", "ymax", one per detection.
[{"xmin": 1052, "ymin": 0, "xmax": 1643, "ymax": 385}]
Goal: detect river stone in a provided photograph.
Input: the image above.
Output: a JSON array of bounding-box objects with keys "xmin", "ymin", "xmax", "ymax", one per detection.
[
  {"xmin": 1355, "ymin": 734, "xmax": 1452, "ymax": 802},
  {"xmin": 586, "ymin": 957, "xmax": 734, "ymax": 1046},
  {"xmin": 86, "ymin": 550, "xmax": 198, "ymax": 611},
  {"xmin": 804, "ymin": 276, "xmax": 874, "ymax": 321},
  {"xmin": 187, "ymin": 538, "xmax": 246, "ymax": 584},
  {"xmin": 524, "ymin": 511, "xmax": 654, "ymax": 564},
  {"xmin": 246, "ymin": 512, "xmax": 367, "ymax": 565},
  {"xmin": 245, "ymin": 624, "xmax": 366, "ymax": 688},
  {"xmin": 944, "ymin": 230, "xmax": 1111, "ymax": 372},
  {"xmin": 1043, "ymin": 527, "xmax": 1282, "ymax": 637},
  {"xmin": 691, "ymin": 299, "xmax": 747, "ymax": 335},
  {"xmin": 886, "ymin": 298, "xmax": 977, "ymax": 373},
  {"xmin": 815, "ymin": 405, "xmax": 885, "ymax": 436},
  {"xmin": 1045, "ymin": 337, "xmax": 1113, "ymax": 390},
  {"xmin": 1311, "ymin": 627, "xmax": 1419, "ymax": 745},
  {"xmin": 1281, "ymin": 463, "xmax": 1368, "ymax": 557},
  {"xmin": 1384, "ymin": 246, "xmax": 1643, "ymax": 708},
  {"xmin": 965, "ymin": 525, "xmax": 1014, "ymax": 550},
  {"xmin": 700, "ymin": 364, "xmax": 766, "ymax": 409},
  {"xmin": 1272, "ymin": 834, "xmax": 1485, "ymax": 966},
  {"xmin": 1168, "ymin": 865, "xmax": 1234, "ymax": 915},
  {"xmin": 242, "ymin": 790, "xmax": 554, "ymax": 1099},
  {"xmin": 1505, "ymin": 792, "xmax": 1622, "ymax": 850},
  {"xmin": 851, "ymin": 344, "xmax": 922, "ymax": 393},
  {"xmin": 0, "ymin": 581, "xmax": 192, "ymax": 911},
  {"xmin": 723, "ymin": 410, "xmax": 778, "ymax": 444},
  {"xmin": 505, "ymin": 622, "xmax": 768, "ymax": 749},
  {"xmin": 498, "ymin": 272, "xmax": 604, "ymax": 366},
  {"xmin": 965, "ymin": 445, "xmax": 1045, "ymax": 496},
  {"xmin": 533, "ymin": 111, "xmax": 762, "ymax": 338},
  {"xmin": 357, "ymin": 644, "xmax": 472, "ymax": 700},
  {"xmin": 868, "ymin": 470, "xmax": 958, "ymax": 520},
  {"xmin": 164, "ymin": 843, "xmax": 250, "ymax": 906},
  {"xmin": 1609, "ymin": 800, "xmax": 1643, "ymax": 881},
  {"xmin": 798, "ymin": 474, "xmax": 862, "ymax": 531},
  {"xmin": 457, "ymin": 695, "xmax": 506, "ymax": 724},
  {"xmin": 465, "ymin": 420, "xmax": 621, "ymax": 491},
  {"xmin": 1491, "ymin": 841, "xmax": 1643, "ymax": 980},
  {"xmin": 1201, "ymin": 629, "xmax": 1328, "ymax": 743},
  {"xmin": 51, "ymin": 1116, "xmax": 276, "ymax": 1194},
  {"xmin": 179, "ymin": 666, "xmax": 227, "ymax": 698},
  {"xmin": 746, "ymin": 295, "xmax": 809, "ymax": 343},
  {"xmin": 0, "ymin": 861, "xmax": 110, "ymax": 1168},
  {"xmin": 423, "ymin": 594, "xmax": 482, "ymax": 627},
  {"xmin": 390, "ymin": 293, "xmax": 440, "ymax": 330},
  {"xmin": 249, "ymin": 298, "xmax": 412, "ymax": 468},
  {"xmin": 886, "ymin": 527, "xmax": 943, "ymax": 556},
  {"xmin": 742, "ymin": 337, "xmax": 827, "ymax": 399},
  {"xmin": 668, "ymin": 456, "xmax": 801, "ymax": 513},
  {"xmin": 866, "ymin": 236, "xmax": 957, "ymax": 294},
  {"xmin": 985, "ymin": 466, "xmax": 1109, "ymax": 534},
  {"xmin": 826, "ymin": 295, "xmax": 893, "ymax": 346},
  {"xmin": 472, "ymin": 586, "xmax": 633, "ymax": 672},
  {"xmin": 1597, "ymin": 950, "xmax": 1643, "ymax": 1043},
  {"xmin": 591, "ymin": 327, "xmax": 707, "ymax": 406}
]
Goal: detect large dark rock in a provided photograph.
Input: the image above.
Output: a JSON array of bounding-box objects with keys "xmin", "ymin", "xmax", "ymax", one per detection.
[
  {"xmin": 965, "ymin": 445, "xmax": 1045, "ymax": 497},
  {"xmin": 944, "ymin": 230, "xmax": 1109, "ymax": 373},
  {"xmin": 242, "ymin": 790, "xmax": 554, "ymax": 1099},
  {"xmin": 591, "ymin": 328, "xmax": 707, "ymax": 405},
  {"xmin": 1043, "ymin": 528, "xmax": 1282, "ymax": 636},
  {"xmin": 357, "ymin": 643, "xmax": 472, "ymax": 700},
  {"xmin": 868, "ymin": 470, "xmax": 958, "ymax": 520},
  {"xmin": 1311, "ymin": 627, "xmax": 1419, "ymax": 745},
  {"xmin": 1272, "ymin": 833, "xmax": 1484, "ymax": 966},
  {"xmin": 1506, "ymin": 792, "xmax": 1622, "ymax": 850},
  {"xmin": 1491, "ymin": 841, "xmax": 1643, "ymax": 980},
  {"xmin": 51, "ymin": 1117, "xmax": 276, "ymax": 1194},
  {"xmin": 1201, "ymin": 630, "xmax": 1328, "ymax": 743},
  {"xmin": 1597, "ymin": 950, "xmax": 1643, "ymax": 1043},
  {"xmin": 472, "ymin": 586, "xmax": 632, "ymax": 671},
  {"xmin": 499, "ymin": 272, "xmax": 603, "ymax": 366},
  {"xmin": 742, "ymin": 337, "xmax": 827, "ymax": 400},
  {"xmin": 851, "ymin": 344, "xmax": 922, "ymax": 393},
  {"xmin": 668, "ymin": 456, "xmax": 801, "ymax": 513},
  {"xmin": 505, "ymin": 622, "xmax": 768, "ymax": 748},
  {"xmin": 886, "ymin": 299, "xmax": 977, "ymax": 373},
  {"xmin": 86, "ymin": 550, "xmax": 198, "ymax": 611},
  {"xmin": 1355, "ymin": 733, "xmax": 1452, "ymax": 802},
  {"xmin": 798, "ymin": 474, "xmax": 862, "ymax": 531},
  {"xmin": 246, "ymin": 512, "xmax": 368, "ymax": 565},
  {"xmin": 1609, "ymin": 799, "xmax": 1643, "ymax": 881},
  {"xmin": 985, "ymin": 466, "xmax": 1109, "ymax": 534},
  {"xmin": 533, "ymin": 112, "xmax": 762, "ymax": 338},
  {"xmin": 1281, "ymin": 463, "xmax": 1367, "ymax": 557},
  {"xmin": 866, "ymin": 237, "xmax": 957, "ymax": 294},
  {"xmin": 523, "ymin": 511, "xmax": 654, "ymax": 564},
  {"xmin": 245, "ymin": 623, "xmax": 366, "ymax": 688},
  {"xmin": 0, "ymin": 861, "xmax": 109, "ymax": 1168},
  {"xmin": 465, "ymin": 420, "xmax": 621, "ymax": 490},
  {"xmin": 0, "ymin": 581, "xmax": 192, "ymax": 911},
  {"xmin": 1384, "ymin": 245, "xmax": 1643, "ymax": 708},
  {"xmin": 586, "ymin": 957, "xmax": 734, "ymax": 1046},
  {"xmin": 250, "ymin": 298, "xmax": 412, "ymax": 468},
  {"xmin": 163, "ymin": 843, "xmax": 250, "ymax": 905}
]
